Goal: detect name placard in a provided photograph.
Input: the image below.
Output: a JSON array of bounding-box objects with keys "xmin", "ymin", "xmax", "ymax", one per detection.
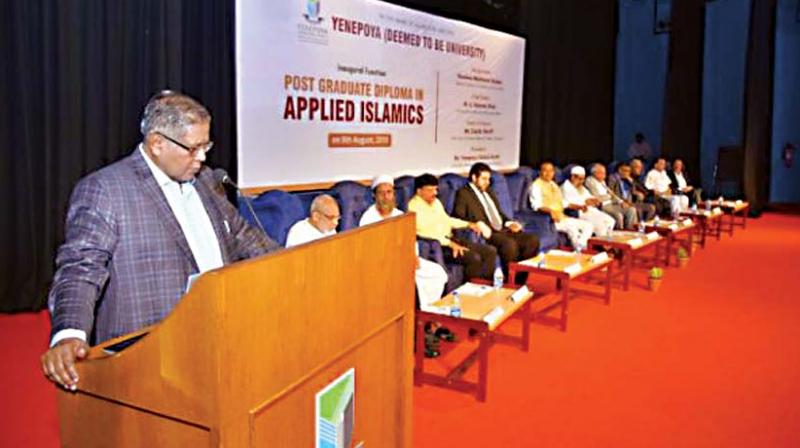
[
  {"xmin": 483, "ymin": 306, "xmax": 505, "ymax": 326},
  {"xmin": 509, "ymin": 285, "xmax": 530, "ymax": 303},
  {"xmin": 564, "ymin": 263, "xmax": 582, "ymax": 276},
  {"xmin": 627, "ymin": 238, "xmax": 643, "ymax": 248}
]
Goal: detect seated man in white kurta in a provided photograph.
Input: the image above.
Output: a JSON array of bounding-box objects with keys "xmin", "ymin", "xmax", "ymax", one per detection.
[
  {"xmin": 285, "ymin": 194, "xmax": 339, "ymax": 247},
  {"xmin": 529, "ymin": 162, "xmax": 594, "ymax": 249},
  {"xmin": 561, "ymin": 166, "xmax": 615, "ymax": 237},
  {"xmin": 645, "ymin": 157, "xmax": 688, "ymax": 216},
  {"xmin": 360, "ymin": 175, "xmax": 448, "ymax": 311}
]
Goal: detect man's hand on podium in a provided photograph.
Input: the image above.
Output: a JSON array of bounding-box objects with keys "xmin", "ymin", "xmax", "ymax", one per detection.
[{"xmin": 41, "ymin": 338, "xmax": 89, "ymax": 391}]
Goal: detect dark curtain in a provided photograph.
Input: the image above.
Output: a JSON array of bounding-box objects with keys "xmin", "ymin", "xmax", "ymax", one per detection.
[
  {"xmin": 661, "ymin": 0, "xmax": 705, "ymax": 186},
  {"xmin": 741, "ymin": 0, "xmax": 776, "ymax": 212},
  {"xmin": 519, "ymin": 0, "xmax": 617, "ymax": 167},
  {"xmin": 0, "ymin": 0, "xmax": 237, "ymax": 312}
]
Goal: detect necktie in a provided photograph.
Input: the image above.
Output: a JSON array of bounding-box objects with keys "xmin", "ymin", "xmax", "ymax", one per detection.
[{"xmin": 483, "ymin": 191, "xmax": 503, "ymax": 231}]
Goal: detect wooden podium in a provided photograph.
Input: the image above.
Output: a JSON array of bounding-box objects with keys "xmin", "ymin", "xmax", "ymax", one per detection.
[{"xmin": 57, "ymin": 215, "xmax": 416, "ymax": 447}]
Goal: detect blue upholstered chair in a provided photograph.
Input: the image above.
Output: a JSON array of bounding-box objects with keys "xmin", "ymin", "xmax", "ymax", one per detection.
[
  {"xmin": 504, "ymin": 171, "xmax": 530, "ymax": 215},
  {"xmin": 490, "ymin": 171, "xmax": 515, "ymax": 218},
  {"xmin": 503, "ymin": 169, "xmax": 560, "ymax": 251},
  {"xmin": 416, "ymin": 237, "xmax": 464, "ymax": 294},
  {"xmin": 437, "ymin": 173, "xmax": 468, "ymax": 214},
  {"xmin": 241, "ymin": 190, "xmax": 306, "ymax": 247},
  {"xmin": 394, "ymin": 175, "xmax": 415, "ymax": 211},
  {"xmin": 329, "ymin": 181, "xmax": 374, "ymax": 231},
  {"xmin": 554, "ymin": 166, "xmax": 567, "ymax": 184}
]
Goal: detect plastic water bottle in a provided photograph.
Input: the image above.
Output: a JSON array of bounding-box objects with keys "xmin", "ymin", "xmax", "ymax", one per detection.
[
  {"xmin": 691, "ymin": 203, "xmax": 698, "ymax": 213},
  {"xmin": 449, "ymin": 291, "xmax": 462, "ymax": 318},
  {"xmin": 638, "ymin": 221, "xmax": 646, "ymax": 233},
  {"xmin": 718, "ymin": 195, "xmax": 724, "ymax": 204},
  {"xmin": 493, "ymin": 267, "xmax": 504, "ymax": 290},
  {"xmin": 705, "ymin": 199, "xmax": 711, "ymax": 212},
  {"xmin": 654, "ymin": 215, "xmax": 661, "ymax": 226}
]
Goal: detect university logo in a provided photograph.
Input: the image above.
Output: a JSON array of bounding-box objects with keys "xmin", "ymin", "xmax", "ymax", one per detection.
[{"xmin": 303, "ymin": 0, "xmax": 324, "ymax": 24}]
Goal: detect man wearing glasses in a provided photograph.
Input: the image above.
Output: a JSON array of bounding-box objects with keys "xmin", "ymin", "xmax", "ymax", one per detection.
[
  {"xmin": 41, "ymin": 91, "xmax": 279, "ymax": 390},
  {"xmin": 285, "ymin": 194, "xmax": 341, "ymax": 247}
]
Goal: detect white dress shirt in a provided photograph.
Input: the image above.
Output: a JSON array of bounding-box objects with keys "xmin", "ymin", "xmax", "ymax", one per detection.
[
  {"xmin": 51, "ymin": 146, "xmax": 224, "ymax": 346},
  {"xmin": 359, "ymin": 204, "xmax": 403, "ymax": 226},
  {"xmin": 285, "ymin": 218, "xmax": 336, "ymax": 247},
  {"xmin": 674, "ymin": 172, "xmax": 688, "ymax": 190},
  {"xmin": 561, "ymin": 180, "xmax": 594, "ymax": 206},
  {"xmin": 645, "ymin": 169, "xmax": 672, "ymax": 194}
]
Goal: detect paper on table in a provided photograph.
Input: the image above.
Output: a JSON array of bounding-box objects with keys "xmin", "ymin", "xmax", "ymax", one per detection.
[
  {"xmin": 646, "ymin": 231, "xmax": 660, "ymax": 241},
  {"xmin": 668, "ymin": 224, "xmax": 678, "ymax": 230},
  {"xmin": 564, "ymin": 263, "xmax": 582, "ymax": 276},
  {"xmin": 483, "ymin": 306, "xmax": 505, "ymax": 326},
  {"xmin": 713, "ymin": 207, "xmax": 722, "ymax": 214},
  {"xmin": 420, "ymin": 305, "xmax": 450, "ymax": 315},
  {"xmin": 509, "ymin": 285, "xmax": 530, "ymax": 303},
  {"xmin": 546, "ymin": 249, "xmax": 575, "ymax": 257},
  {"xmin": 591, "ymin": 252, "xmax": 609, "ymax": 264},
  {"xmin": 455, "ymin": 282, "xmax": 492, "ymax": 297},
  {"xmin": 681, "ymin": 218, "xmax": 693, "ymax": 226},
  {"xmin": 627, "ymin": 238, "xmax": 643, "ymax": 248}
]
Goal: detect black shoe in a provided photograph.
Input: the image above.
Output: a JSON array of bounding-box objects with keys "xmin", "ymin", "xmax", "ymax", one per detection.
[
  {"xmin": 424, "ymin": 332, "xmax": 441, "ymax": 358},
  {"xmin": 434, "ymin": 327, "xmax": 457, "ymax": 343}
]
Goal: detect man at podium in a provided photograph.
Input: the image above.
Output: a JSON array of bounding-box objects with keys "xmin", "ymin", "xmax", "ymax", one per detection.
[{"xmin": 41, "ymin": 91, "xmax": 279, "ymax": 390}]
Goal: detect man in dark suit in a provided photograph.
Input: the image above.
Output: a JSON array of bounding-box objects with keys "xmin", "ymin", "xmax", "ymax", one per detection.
[
  {"xmin": 41, "ymin": 91, "xmax": 279, "ymax": 390},
  {"xmin": 453, "ymin": 163, "xmax": 539, "ymax": 271}
]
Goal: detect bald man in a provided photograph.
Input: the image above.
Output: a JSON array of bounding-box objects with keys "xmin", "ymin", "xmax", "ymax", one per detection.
[{"xmin": 285, "ymin": 194, "xmax": 340, "ymax": 247}]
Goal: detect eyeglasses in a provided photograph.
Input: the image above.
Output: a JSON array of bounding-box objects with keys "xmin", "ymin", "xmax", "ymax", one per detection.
[
  {"xmin": 156, "ymin": 132, "xmax": 214, "ymax": 156},
  {"xmin": 323, "ymin": 212, "xmax": 341, "ymax": 221}
]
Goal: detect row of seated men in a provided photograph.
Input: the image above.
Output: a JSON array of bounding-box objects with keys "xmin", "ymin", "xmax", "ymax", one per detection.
[
  {"xmin": 534, "ymin": 157, "xmax": 702, "ymax": 250},
  {"xmin": 281, "ymin": 157, "xmax": 701, "ymax": 283}
]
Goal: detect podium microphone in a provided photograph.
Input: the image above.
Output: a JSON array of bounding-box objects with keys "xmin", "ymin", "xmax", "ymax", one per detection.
[{"xmin": 212, "ymin": 168, "xmax": 269, "ymax": 239}]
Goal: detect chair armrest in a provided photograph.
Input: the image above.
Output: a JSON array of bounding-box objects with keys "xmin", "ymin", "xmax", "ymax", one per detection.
[{"xmin": 417, "ymin": 237, "xmax": 446, "ymax": 267}]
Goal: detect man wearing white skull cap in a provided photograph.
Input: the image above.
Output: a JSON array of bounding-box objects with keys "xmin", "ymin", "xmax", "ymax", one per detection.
[
  {"xmin": 561, "ymin": 165, "xmax": 615, "ymax": 237},
  {"xmin": 359, "ymin": 175, "xmax": 448, "ymax": 312}
]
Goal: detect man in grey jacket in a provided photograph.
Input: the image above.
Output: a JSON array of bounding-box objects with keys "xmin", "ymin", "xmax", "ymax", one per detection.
[{"xmin": 41, "ymin": 91, "xmax": 279, "ymax": 390}]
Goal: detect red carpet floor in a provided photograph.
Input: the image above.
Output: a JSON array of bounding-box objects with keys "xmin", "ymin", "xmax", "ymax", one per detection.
[{"xmin": 2, "ymin": 213, "xmax": 799, "ymax": 447}]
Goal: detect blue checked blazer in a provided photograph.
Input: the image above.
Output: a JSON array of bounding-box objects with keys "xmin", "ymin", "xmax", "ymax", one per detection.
[{"xmin": 48, "ymin": 149, "xmax": 280, "ymax": 344}]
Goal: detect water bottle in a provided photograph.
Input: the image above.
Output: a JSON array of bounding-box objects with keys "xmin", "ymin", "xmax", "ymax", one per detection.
[
  {"xmin": 493, "ymin": 267, "xmax": 504, "ymax": 290},
  {"xmin": 449, "ymin": 291, "xmax": 462, "ymax": 318},
  {"xmin": 705, "ymin": 199, "xmax": 711, "ymax": 212},
  {"xmin": 718, "ymin": 195, "xmax": 724, "ymax": 205},
  {"xmin": 638, "ymin": 221, "xmax": 645, "ymax": 233},
  {"xmin": 654, "ymin": 215, "xmax": 661, "ymax": 226},
  {"xmin": 691, "ymin": 203, "xmax": 698, "ymax": 213}
]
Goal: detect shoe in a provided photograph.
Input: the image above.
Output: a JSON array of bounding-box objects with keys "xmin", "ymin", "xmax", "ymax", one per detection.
[
  {"xmin": 424, "ymin": 332, "xmax": 441, "ymax": 358},
  {"xmin": 434, "ymin": 327, "xmax": 457, "ymax": 343},
  {"xmin": 425, "ymin": 346, "xmax": 440, "ymax": 358}
]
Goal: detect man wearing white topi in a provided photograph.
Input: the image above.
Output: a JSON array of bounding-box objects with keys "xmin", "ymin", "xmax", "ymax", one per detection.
[
  {"xmin": 360, "ymin": 175, "xmax": 448, "ymax": 311},
  {"xmin": 561, "ymin": 166, "xmax": 615, "ymax": 237}
]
